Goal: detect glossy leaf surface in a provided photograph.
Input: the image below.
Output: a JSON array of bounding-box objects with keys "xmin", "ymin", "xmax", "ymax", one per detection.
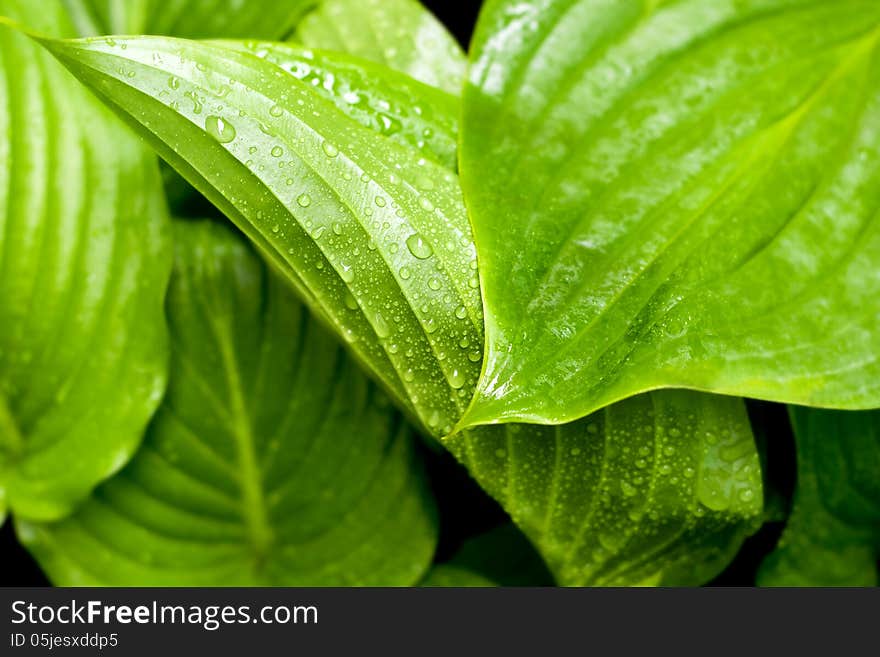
[
  {"xmin": 18, "ymin": 220, "xmax": 437, "ymax": 585},
  {"xmin": 40, "ymin": 34, "xmax": 484, "ymax": 437},
  {"xmin": 0, "ymin": 1, "xmax": 170, "ymax": 523},
  {"xmin": 448, "ymin": 391, "xmax": 763, "ymax": 585},
  {"xmin": 460, "ymin": 0, "xmax": 880, "ymax": 427},
  {"xmin": 294, "ymin": 0, "xmax": 465, "ymax": 95}
]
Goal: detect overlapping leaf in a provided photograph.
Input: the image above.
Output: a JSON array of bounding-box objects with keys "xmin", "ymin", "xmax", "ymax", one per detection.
[
  {"xmin": 63, "ymin": 0, "xmax": 316, "ymax": 39},
  {"xmin": 223, "ymin": 42, "xmax": 460, "ymax": 170},
  {"xmin": 448, "ymin": 392, "xmax": 763, "ymax": 585},
  {"xmin": 460, "ymin": 0, "xmax": 880, "ymax": 428},
  {"xmin": 38, "ymin": 34, "xmax": 484, "ymax": 437},
  {"xmin": 294, "ymin": 0, "xmax": 466, "ymax": 95},
  {"xmin": 758, "ymin": 407, "xmax": 880, "ymax": 586},
  {"xmin": 0, "ymin": 0, "xmax": 170, "ymax": 523},
  {"xmin": 17, "ymin": 220, "xmax": 437, "ymax": 586}
]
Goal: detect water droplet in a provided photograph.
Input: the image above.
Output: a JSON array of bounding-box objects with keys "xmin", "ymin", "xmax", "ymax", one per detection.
[
  {"xmin": 468, "ymin": 350, "xmax": 481, "ymax": 362},
  {"xmin": 455, "ymin": 306, "xmax": 468, "ymax": 320},
  {"xmin": 448, "ymin": 369, "xmax": 466, "ymax": 389},
  {"xmin": 297, "ymin": 193, "xmax": 311, "ymax": 207},
  {"xmin": 269, "ymin": 105, "xmax": 283, "ymax": 117},
  {"xmin": 322, "ymin": 141, "xmax": 339, "ymax": 157},
  {"xmin": 312, "ymin": 225, "xmax": 326, "ymax": 240},
  {"xmin": 339, "ymin": 264, "xmax": 355, "ymax": 283},
  {"xmin": 406, "ymin": 233, "xmax": 433, "ymax": 259},
  {"xmin": 204, "ymin": 115, "xmax": 236, "ymax": 143},
  {"xmin": 375, "ymin": 196, "xmax": 387, "ymax": 208},
  {"xmin": 332, "ymin": 222, "xmax": 343, "ymax": 236},
  {"xmin": 399, "ymin": 266, "xmax": 411, "ymax": 280},
  {"xmin": 373, "ymin": 312, "xmax": 391, "ymax": 338},
  {"xmin": 344, "ymin": 292, "xmax": 358, "ymax": 310},
  {"xmin": 428, "ymin": 277, "xmax": 442, "ymax": 291},
  {"xmin": 419, "ymin": 197, "xmax": 434, "ymax": 212},
  {"xmin": 271, "ymin": 146, "xmax": 284, "ymax": 157},
  {"xmin": 425, "ymin": 317, "xmax": 438, "ymax": 334},
  {"xmin": 377, "ymin": 113, "xmax": 402, "ymax": 135},
  {"xmin": 468, "ymin": 275, "xmax": 479, "ymax": 289}
]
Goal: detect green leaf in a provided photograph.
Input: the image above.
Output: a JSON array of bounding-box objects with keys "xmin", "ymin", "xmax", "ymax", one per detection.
[
  {"xmin": 63, "ymin": 0, "xmax": 316, "ymax": 39},
  {"xmin": 448, "ymin": 391, "xmax": 763, "ymax": 586},
  {"xmin": 294, "ymin": 0, "xmax": 466, "ymax": 95},
  {"xmin": 420, "ymin": 564, "xmax": 497, "ymax": 587},
  {"xmin": 38, "ymin": 34, "xmax": 484, "ymax": 437},
  {"xmin": 17, "ymin": 219, "xmax": 438, "ymax": 586},
  {"xmin": 0, "ymin": 2, "xmax": 170, "ymax": 523},
  {"xmin": 222, "ymin": 41, "xmax": 461, "ymax": 170},
  {"xmin": 459, "ymin": 0, "xmax": 880, "ymax": 428},
  {"xmin": 440, "ymin": 522, "xmax": 554, "ymax": 586},
  {"xmin": 758, "ymin": 407, "xmax": 880, "ymax": 586}
]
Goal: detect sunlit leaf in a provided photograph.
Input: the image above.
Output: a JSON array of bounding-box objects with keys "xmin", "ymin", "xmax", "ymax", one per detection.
[
  {"xmin": 294, "ymin": 0, "xmax": 465, "ymax": 95},
  {"xmin": 460, "ymin": 0, "xmax": 880, "ymax": 428},
  {"xmin": 39, "ymin": 34, "xmax": 484, "ymax": 437}
]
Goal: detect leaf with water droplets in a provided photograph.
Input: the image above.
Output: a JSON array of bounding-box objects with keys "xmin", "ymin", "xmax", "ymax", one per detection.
[
  {"xmin": 294, "ymin": 0, "xmax": 465, "ymax": 95},
  {"xmin": 459, "ymin": 0, "xmax": 880, "ymax": 428},
  {"xmin": 0, "ymin": 2, "xmax": 170, "ymax": 523},
  {"xmin": 38, "ymin": 34, "xmax": 484, "ymax": 437},
  {"xmin": 758, "ymin": 407, "xmax": 880, "ymax": 586},
  {"xmin": 16, "ymin": 220, "xmax": 437, "ymax": 585},
  {"xmin": 221, "ymin": 41, "xmax": 460, "ymax": 169},
  {"xmin": 448, "ymin": 391, "xmax": 763, "ymax": 586}
]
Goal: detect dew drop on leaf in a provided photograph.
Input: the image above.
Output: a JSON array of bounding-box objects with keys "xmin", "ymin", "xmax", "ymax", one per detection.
[
  {"xmin": 322, "ymin": 141, "xmax": 339, "ymax": 158},
  {"xmin": 204, "ymin": 115, "xmax": 236, "ymax": 143},
  {"xmin": 374, "ymin": 312, "xmax": 391, "ymax": 338},
  {"xmin": 296, "ymin": 193, "xmax": 311, "ymax": 207},
  {"xmin": 406, "ymin": 234, "xmax": 433, "ymax": 260}
]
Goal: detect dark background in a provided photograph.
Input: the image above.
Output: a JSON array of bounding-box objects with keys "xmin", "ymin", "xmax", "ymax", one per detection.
[{"xmin": 1, "ymin": 0, "xmax": 797, "ymax": 588}]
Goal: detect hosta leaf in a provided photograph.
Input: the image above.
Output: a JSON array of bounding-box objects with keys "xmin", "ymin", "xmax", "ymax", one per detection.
[
  {"xmin": 420, "ymin": 564, "xmax": 497, "ymax": 587},
  {"xmin": 294, "ymin": 0, "xmax": 466, "ymax": 95},
  {"xmin": 63, "ymin": 0, "xmax": 316, "ymax": 39},
  {"xmin": 448, "ymin": 391, "xmax": 762, "ymax": 586},
  {"xmin": 460, "ymin": 0, "xmax": 880, "ymax": 427},
  {"xmin": 438, "ymin": 522, "xmax": 554, "ymax": 586},
  {"xmin": 758, "ymin": 407, "xmax": 880, "ymax": 586},
  {"xmin": 0, "ymin": 1, "xmax": 170, "ymax": 522},
  {"xmin": 17, "ymin": 220, "xmax": 437, "ymax": 586},
  {"xmin": 39, "ymin": 34, "xmax": 484, "ymax": 437},
  {"xmin": 222, "ymin": 41, "xmax": 460, "ymax": 170}
]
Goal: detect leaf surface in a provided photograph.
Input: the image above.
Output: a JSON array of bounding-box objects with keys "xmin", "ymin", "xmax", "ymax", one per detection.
[
  {"xmin": 294, "ymin": 0, "xmax": 466, "ymax": 95},
  {"xmin": 63, "ymin": 0, "xmax": 316, "ymax": 39},
  {"xmin": 460, "ymin": 0, "xmax": 880, "ymax": 427},
  {"xmin": 448, "ymin": 391, "xmax": 763, "ymax": 585},
  {"xmin": 758, "ymin": 407, "xmax": 880, "ymax": 586},
  {"xmin": 39, "ymin": 34, "xmax": 484, "ymax": 437},
  {"xmin": 0, "ymin": 0, "xmax": 170, "ymax": 523},
  {"xmin": 17, "ymin": 220, "xmax": 438, "ymax": 585}
]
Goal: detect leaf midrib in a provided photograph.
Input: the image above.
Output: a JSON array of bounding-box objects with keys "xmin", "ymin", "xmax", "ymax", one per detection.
[{"xmin": 208, "ymin": 315, "xmax": 273, "ymax": 563}]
